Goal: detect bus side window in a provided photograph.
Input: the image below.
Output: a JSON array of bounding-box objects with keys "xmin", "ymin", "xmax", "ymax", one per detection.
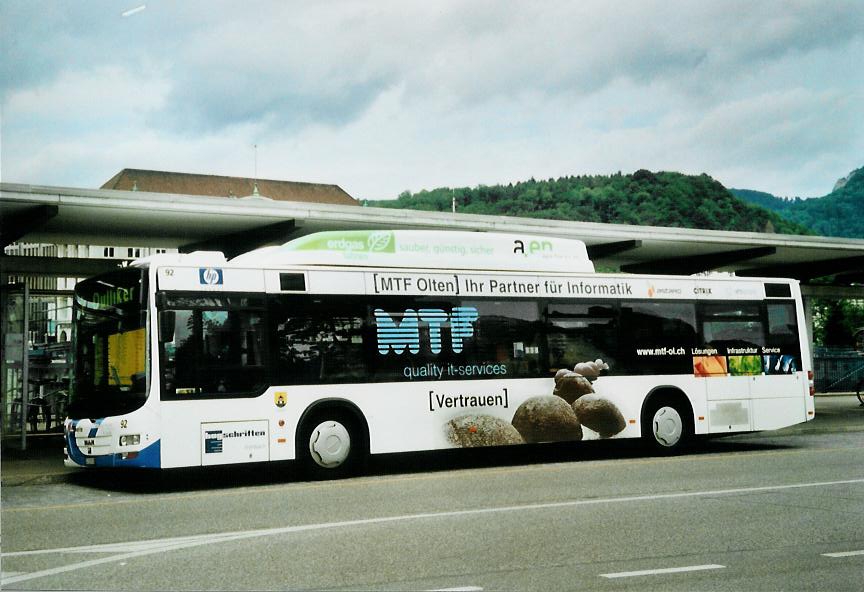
[
  {"xmin": 160, "ymin": 297, "xmax": 267, "ymax": 398},
  {"xmin": 162, "ymin": 309, "xmax": 197, "ymax": 396},
  {"xmin": 464, "ymin": 300, "xmax": 543, "ymax": 378},
  {"xmin": 271, "ymin": 296, "xmax": 366, "ymax": 385},
  {"xmin": 618, "ymin": 301, "xmax": 696, "ymax": 375},
  {"xmin": 545, "ymin": 302, "xmax": 618, "ymax": 373},
  {"xmin": 766, "ymin": 302, "xmax": 798, "ymax": 346},
  {"xmin": 764, "ymin": 302, "xmax": 801, "ymax": 374},
  {"xmin": 699, "ymin": 302, "xmax": 765, "ymax": 350}
]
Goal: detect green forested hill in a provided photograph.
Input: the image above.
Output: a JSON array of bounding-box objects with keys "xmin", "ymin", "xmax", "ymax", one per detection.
[
  {"xmin": 369, "ymin": 170, "xmax": 810, "ymax": 235},
  {"xmin": 731, "ymin": 167, "xmax": 864, "ymax": 238},
  {"xmin": 728, "ymin": 188, "xmax": 796, "ymax": 213}
]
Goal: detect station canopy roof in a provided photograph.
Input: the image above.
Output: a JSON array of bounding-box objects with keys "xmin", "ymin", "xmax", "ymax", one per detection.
[{"xmin": 3, "ymin": 181, "xmax": 864, "ymax": 289}]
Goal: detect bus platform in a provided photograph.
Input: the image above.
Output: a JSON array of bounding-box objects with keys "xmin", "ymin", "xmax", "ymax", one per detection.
[
  {"xmin": 2, "ymin": 395, "xmax": 862, "ymax": 488},
  {"xmin": 1, "ymin": 433, "xmax": 71, "ymax": 487}
]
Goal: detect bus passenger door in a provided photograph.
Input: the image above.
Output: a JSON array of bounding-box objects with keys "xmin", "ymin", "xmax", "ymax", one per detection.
[
  {"xmin": 698, "ymin": 301, "xmax": 761, "ymax": 433},
  {"xmin": 749, "ymin": 369, "xmax": 807, "ymax": 430},
  {"xmin": 748, "ymin": 302, "xmax": 808, "ymax": 430}
]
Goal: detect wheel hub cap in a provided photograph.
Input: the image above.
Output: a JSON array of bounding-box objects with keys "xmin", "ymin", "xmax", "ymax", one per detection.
[
  {"xmin": 653, "ymin": 407, "xmax": 683, "ymax": 447},
  {"xmin": 309, "ymin": 421, "xmax": 351, "ymax": 468}
]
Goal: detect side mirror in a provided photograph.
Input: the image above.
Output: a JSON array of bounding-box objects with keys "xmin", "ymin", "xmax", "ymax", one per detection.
[{"xmin": 158, "ymin": 310, "xmax": 176, "ymax": 343}]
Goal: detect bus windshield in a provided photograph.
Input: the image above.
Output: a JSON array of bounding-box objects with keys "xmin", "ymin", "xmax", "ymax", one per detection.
[{"xmin": 70, "ymin": 268, "xmax": 148, "ymax": 418}]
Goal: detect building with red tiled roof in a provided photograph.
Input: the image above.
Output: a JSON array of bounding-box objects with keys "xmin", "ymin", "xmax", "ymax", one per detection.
[{"xmin": 101, "ymin": 168, "xmax": 358, "ymax": 206}]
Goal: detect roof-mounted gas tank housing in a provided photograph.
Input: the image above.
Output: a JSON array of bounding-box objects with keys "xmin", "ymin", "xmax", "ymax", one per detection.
[{"xmin": 231, "ymin": 230, "xmax": 594, "ymax": 273}]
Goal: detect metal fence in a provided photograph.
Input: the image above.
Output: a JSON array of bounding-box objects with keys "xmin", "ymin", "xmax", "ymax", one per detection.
[{"xmin": 813, "ymin": 347, "xmax": 864, "ymax": 393}]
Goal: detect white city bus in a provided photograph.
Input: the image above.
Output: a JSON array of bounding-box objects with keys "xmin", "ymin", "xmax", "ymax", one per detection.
[{"xmin": 64, "ymin": 230, "xmax": 815, "ymax": 477}]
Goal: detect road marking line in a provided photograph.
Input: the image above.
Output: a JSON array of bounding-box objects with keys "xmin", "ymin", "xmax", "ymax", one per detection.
[
  {"xmin": 1, "ymin": 533, "xmax": 233, "ymax": 557},
  {"xmin": 4, "ymin": 445, "xmax": 862, "ymax": 514},
  {"xmin": 823, "ymin": 550, "xmax": 864, "ymax": 558},
  {"xmin": 430, "ymin": 587, "xmax": 483, "ymax": 591},
  {"xmin": 3, "ymin": 477, "xmax": 863, "ymax": 585},
  {"xmin": 601, "ymin": 564, "xmax": 725, "ymax": 578}
]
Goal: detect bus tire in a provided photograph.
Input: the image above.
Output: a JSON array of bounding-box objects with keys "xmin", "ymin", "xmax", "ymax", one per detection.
[
  {"xmin": 641, "ymin": 393, "xmax": 693, "ymax": 455},
  {"xmin": 297, "ymin": 406, "xmax": 367, "ymax": 480}
]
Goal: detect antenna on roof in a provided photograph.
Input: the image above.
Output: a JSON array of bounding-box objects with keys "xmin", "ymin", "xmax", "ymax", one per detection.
[{"xmin": 252, "ymin": 143, "xmax": 260, "ymax": 197}]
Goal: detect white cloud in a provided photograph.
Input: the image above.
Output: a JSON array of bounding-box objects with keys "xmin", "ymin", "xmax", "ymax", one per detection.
[
  {"xmin": 4, "ymin": 66, "xmax": 169, "ymax": 122},
  {"xmin": 1, "ymin": 1, "xmax": 862, "ymax": 198}
]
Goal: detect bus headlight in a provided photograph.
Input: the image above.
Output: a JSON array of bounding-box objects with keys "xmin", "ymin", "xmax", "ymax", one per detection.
[{"xmin": 119, "ymin": 434, "xmax": 140, "ymax": 447}]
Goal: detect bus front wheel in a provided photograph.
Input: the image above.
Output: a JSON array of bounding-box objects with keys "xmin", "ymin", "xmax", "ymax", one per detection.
[
  {"xmin": 298, "ymin": 409, "xmax": 366, "ymax": 479},
  {"xmin": 642, "ymin": 397, "xmax": 692, "ymax": 454}
]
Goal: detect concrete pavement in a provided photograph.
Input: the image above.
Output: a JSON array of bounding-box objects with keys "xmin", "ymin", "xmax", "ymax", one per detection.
[
  {"xmin": 2, "ymin": 395, "xmax": 862, "ymax": 488},
  {"xmin": 1, "ymin": 433, "xmax": 70, "ymax": 487}
]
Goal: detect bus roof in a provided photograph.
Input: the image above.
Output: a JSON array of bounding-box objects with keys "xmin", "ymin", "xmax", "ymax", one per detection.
[{"xmin": 229, "ymin": 230, "xmax": 595, "ymax": 273}]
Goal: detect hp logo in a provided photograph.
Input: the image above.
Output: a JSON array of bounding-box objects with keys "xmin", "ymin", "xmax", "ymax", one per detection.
[{"xmin": 199, "ymin": 268, "xmax": 224, "ymax": 285}]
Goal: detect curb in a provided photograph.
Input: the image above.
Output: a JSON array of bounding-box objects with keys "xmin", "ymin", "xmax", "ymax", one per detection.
[{"xmin": 2, "ymin": 471, "xmax": 73, "ymax": 487}]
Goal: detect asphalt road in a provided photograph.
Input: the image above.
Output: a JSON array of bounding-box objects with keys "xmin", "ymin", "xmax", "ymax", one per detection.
[{"xmin": 2, "ymin": 397, "xmax": 863, "ymax": 591}]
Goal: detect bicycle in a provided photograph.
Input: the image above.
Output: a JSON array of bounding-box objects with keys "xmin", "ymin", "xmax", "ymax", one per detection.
[{"xmin": 855, "ymin": 329, "xmax": 864, "ymax": 406}]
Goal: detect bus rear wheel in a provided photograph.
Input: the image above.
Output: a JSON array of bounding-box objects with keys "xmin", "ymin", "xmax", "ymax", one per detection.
[
  {"xmin": 298, "ymin": 409, "xmax": 366, "ymax": 479},
  {"xmin": 642, "ymin": 398, "xmax": 692, "ymax": 454}
]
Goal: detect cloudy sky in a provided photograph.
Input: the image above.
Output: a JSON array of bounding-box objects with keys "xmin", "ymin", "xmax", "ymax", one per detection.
[{"xmin": 1, "ymin": 1, "xmax": 862, "ymax": 201}]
